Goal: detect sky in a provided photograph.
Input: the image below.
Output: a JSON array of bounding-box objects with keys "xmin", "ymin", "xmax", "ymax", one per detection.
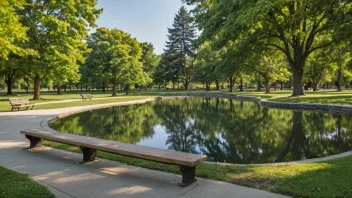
[{"xmin": 95, "ymin": 0, "xmax": 189, "ymax": 55}]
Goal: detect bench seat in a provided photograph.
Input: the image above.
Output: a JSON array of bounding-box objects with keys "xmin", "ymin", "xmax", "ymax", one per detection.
[
  {"xmin": 9, "ymin": 98, "xmax": 35, "ymax": 111},
  {"xmin": 21, "ymin": 129, "xmax": 207, "ymax": 186},
  {"xmin": 80, "ymin": 94, "xmax": 93, "ymax": 100}
]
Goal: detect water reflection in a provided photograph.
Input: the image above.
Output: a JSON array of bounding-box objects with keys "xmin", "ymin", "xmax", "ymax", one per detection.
[{"xmin": 51, "ymin": 98, "xmax": 352, "ymax": 164}]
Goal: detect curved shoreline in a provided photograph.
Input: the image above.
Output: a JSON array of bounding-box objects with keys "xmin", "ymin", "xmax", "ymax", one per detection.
[{"xmin": 43, "ymin": 94, "xmax": 352, "ymax": 166}]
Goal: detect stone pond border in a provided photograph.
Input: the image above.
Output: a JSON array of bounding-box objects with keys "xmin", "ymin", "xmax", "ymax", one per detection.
[{"xmin": 42, "ymin": 94, "xmax": 352, "ymax": 166}]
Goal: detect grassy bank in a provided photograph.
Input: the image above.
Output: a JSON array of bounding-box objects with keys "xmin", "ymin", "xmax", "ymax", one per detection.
[
  {"xmin": 0, "ymin": 166, "xmax": 54, "ymax": 198},
  {"xmin": 44, "ymin": 141, "xmax": 352, "ymax": 198}
]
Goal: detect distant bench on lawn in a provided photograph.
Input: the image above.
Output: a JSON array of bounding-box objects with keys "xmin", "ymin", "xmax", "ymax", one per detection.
[
  {"xmin": 21, "ymin": 129, "xmax": 207, "ymax": 187},
  {"xmin": 80, "ymin": 94, "xmax": 93, "ymax": 100},
  {"xmin": 9, "ymin": 98, "xmax": 35, "ymax": 111}
]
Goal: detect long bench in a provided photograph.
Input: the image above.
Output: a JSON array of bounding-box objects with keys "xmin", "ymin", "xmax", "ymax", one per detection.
[
  {"xmin": 80, "ymin": 94, "xmax": 93, "ymax": 100},
  {"xmin": 9, "ymin": 98, "xmax": 35, "ymax": 111},
  {"xmin": 20, "ymin": 129, "xmax": 207, "ymax": 187}
]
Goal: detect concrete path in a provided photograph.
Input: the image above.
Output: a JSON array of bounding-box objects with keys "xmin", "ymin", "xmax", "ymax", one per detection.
[{"xmin": 0, "ymin": 99, "xmax": 288, "ymax": 198}]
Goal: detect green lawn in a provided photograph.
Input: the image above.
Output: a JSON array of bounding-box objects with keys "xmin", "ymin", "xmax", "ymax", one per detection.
[
  {"xmin": 44, "ymin": 141, "xmax": 352, "ymax": 198},
  {"xmin": 0, "ymin": 166, "xmax": 54, "ymax": 198}
]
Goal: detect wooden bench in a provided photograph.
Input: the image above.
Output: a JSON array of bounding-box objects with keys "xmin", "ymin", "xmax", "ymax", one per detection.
[
  {"xmin": 9, "ymin": 98, "xmax": 36, "ymax": 111},
  {"xmin": 21, "ymin": 129, "xmax": 207, "ymax": 187},
  {"xmin": 80, "ymin": 94, "xmax": 93, "ymax": 100}
]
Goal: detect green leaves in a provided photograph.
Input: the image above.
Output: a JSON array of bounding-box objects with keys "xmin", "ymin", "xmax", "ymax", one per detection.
[
  {"xmin": 0, "ymin": 0, "xmax": 27, "ymax": 60},
  {"xmin": 187, "ymin": 0, "xmax": 352, "ymax": 96},
  {"xmin": 86, "ymin": 28, "xmax": 149, "ymax": 95}
]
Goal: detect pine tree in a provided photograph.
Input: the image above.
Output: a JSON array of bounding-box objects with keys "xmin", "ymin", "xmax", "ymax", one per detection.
[{"xmin": 163, "ymin": 6, "xmax": 196, "ymax": 90}]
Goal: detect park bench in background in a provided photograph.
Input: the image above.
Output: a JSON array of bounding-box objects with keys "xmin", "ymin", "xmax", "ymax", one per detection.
[
  {"xmin": 80, "ymin": 94, "xmax": 93, "ymax": 100},
  {"xmin": 21, "ymin": 129, "xmax": 207, "ymax": 187},
  {"xmin": 9, "ymin": 98, "xmax": 35, "ymax": 111}
]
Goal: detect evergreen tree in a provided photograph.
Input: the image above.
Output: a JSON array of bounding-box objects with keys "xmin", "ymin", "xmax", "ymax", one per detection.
[{"xmin": 163, "ymin": 6, "xmax": 196, "ymax": 90}]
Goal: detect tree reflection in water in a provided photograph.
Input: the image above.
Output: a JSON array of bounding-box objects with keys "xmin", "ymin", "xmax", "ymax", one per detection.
[{"xmin": 51, "ymin": 98, "xmax": 352, "ymax": 164}]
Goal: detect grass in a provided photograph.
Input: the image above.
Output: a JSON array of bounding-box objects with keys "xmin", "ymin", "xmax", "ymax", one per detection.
[
  {"xmin": 43, "ymin": 141, "xmax": 352, "ymax": 198},
  {"xmin": 0, "ymin": 166, "xmax": 54, "ymax": 198}
]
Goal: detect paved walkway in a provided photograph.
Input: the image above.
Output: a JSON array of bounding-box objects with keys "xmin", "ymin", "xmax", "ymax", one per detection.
[{"xmin": 0, "ymin": 99, "xmax": 288, "ymax": 198}]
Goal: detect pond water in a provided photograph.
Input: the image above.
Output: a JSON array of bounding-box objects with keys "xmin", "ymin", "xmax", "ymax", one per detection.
[{"xmin": 50, "ymin": 98, "xmax": 352, "ymax": 164}]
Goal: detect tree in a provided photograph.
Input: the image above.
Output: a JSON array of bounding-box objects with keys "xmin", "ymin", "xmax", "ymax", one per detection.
[
  {"xmin": 184, "ymin": 0, "xmax": 352, "ymax": 96},
  {"xmin": 153, "ymin": 54, "xmax": 168, "ymax": 89},
  {"xmin": 304, "ymin": 48, "xmax": 336, "ymax": 91},
  {"xmin": 249, "ymin": 50, "xmax": 291, "ymax": 93},
  {"xmin": 332, "ymin": 44, "xmax": 352, "ymax": 92},
  {"xmin": 0, "ymin": 0, "xmax": 28, "ymax": 95},
  {"xmin": 87, "ymin": 28, "xmax": 149, "ymax": 96},
  {"xmin": 163, "ymin": 6, "xmax": 197, "ymax": 90},
  {"xmin": 140, "ymin": 42, "xmax": 160, "ymax": 79},
  {"xmin": 193, "ymin": 41, "xmax": 218, "ymax": 91},
  {"xmin": 0, "ymin": 0, "xmax": 27, "ymax": 60},
  {"xmin": 0, "ymin": 58, "xmax": 24, "ymax": 95},
  {"xmin": 17, "ymin": 0, "xmax": 102, "ymax": 100}
]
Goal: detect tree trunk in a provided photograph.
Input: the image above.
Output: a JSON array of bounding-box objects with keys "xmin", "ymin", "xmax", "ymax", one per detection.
[
  {"xmin": 5, "ymin": 78, "xmax": 13, "ymax": 95},
  {"xmin": 292, "ymin": 70, "xmax": 305, "ymax": 96},
  {"xmin": 184, "ymin": 80, "xmax": 189, "ymax": 90},
  {"xmin": 125, "ymin": 86, "xmax": 129, "ymax": 95},
  {"xmin": 215, "ymin": 80, "xmax": 220, "ymax": 90},
  {"xmin": 313, "ymin": 82, "xmax": 318, "ymax": 91},
  {"xmin": 205, "ymin": 83, "xmax": 210, "ymax": 91},
  {"xmin": 112, "ymin": 80, "xmax": 117, "ymax": 97},
  {"xmin": 102, "ymin": 83, "xmax": 106, "ymax": 92},
  {"xmin": 280, "ymin": 82, "xmax": 284, "ymax": 90},
  {"xmin": 239, "ymin": 77, "xmax": 243, "ymax": 92},
  {"xmin": 337, "ymin": 66, "xmax": 342, "ymax": 92},
  {"xmin": 33, "ymin": 75, "xmax": 41, "ymax": 100},
  {"xmin": 264, "ymin": 78, "xmax": 270, "ymax": 94},
  {"xmin": 229, "ymin": 80, "xmax": 233, "ymax": 92},
  {"xmin": 57, "ymin": 86, "xmax": 61, "ymax": 95},
  {"xmin": 257, "ymin": 80, "xmax": 261, "ymax": 91}
]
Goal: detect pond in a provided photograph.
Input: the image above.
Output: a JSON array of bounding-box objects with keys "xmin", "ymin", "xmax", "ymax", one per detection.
[{"xmin": 50, "ymin": 98, "xmax": 352, "ymax": 164}]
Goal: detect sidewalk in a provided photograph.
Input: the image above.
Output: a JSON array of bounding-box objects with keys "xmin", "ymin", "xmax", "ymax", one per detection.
[{"xmin": 0, "ymin": 100, "xmax": 289, "ymax": 198}]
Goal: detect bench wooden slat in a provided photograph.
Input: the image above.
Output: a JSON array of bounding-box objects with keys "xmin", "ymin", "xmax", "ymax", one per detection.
[
  {"xmin": 80, "ymin": 94, "xmax": 93, "ymax": 100},
  {"xmin": 20, "ymin": 129, "xmax": 207, "ymax": 167},
  {"xmin": 9, "ymin": 98, "xmax": 35, "ymax": 111}
]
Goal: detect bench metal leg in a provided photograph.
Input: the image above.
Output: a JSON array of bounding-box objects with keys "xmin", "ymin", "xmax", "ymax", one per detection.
[
  {"xmin": 24, "ymin": 135, "xmax": 43, "ymax": 149},
  {"xmin": 79, "ymin": 146, "xmax": 97, "ymax": 164},
  {"xmin": 179, "ymin": 166, "xmax": 197, "ymax": 187}
]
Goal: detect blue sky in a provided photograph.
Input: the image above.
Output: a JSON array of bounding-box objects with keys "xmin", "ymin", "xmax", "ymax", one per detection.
[{"xmin": 95, "ymin": 0, "xmax": 188, "ymax": 54}]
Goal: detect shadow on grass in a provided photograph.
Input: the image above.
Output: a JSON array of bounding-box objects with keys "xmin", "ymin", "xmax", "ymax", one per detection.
[{"xmin": 274, "ymin": 156, "xmax": 352, "ymax": 198}]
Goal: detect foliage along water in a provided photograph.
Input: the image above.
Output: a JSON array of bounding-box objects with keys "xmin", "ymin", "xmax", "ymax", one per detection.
[{"xmin": 50, "ymin": 98, "xmax": 352, "ymax": 164}]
